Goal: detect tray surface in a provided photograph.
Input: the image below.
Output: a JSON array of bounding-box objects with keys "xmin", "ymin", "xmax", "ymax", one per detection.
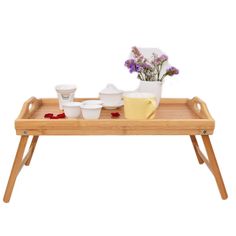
[
  {"xmin": 15, "ymin": 97, "xmax": 215, "ymax": 136},
  {"xmin": 30, "ymin": 102, "xmax": 199, "ymax": 120}
]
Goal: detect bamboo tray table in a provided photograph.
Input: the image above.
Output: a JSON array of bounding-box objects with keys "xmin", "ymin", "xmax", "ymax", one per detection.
[{"xmin": 3, "ymin": 97, "xmax": 228, "ymax": 202}]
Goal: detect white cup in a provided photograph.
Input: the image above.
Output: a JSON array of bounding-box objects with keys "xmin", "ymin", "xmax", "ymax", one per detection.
[
  {"xmin": 81, "ymin": 100, "xmax": 103, "ymax": 106},
  {"xmin": 55, "ymin": 84, "xmax": 77, "ymax": 110},
  {"xmin": 81, "ymin": 104, "xmax": 102, "ymax": 120},
  {"xmin": 63, "ymin": 102, "xmax": 81, "ymax": 118}
]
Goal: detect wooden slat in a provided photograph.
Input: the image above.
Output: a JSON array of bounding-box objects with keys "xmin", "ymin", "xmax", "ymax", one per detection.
[
  {"xmin": 16, "ymin": 119, "xmax": 214, "ymax": 129},
  {"xmin": 16, "ymin": 129, "xmax": 214, "ymax": 136}
]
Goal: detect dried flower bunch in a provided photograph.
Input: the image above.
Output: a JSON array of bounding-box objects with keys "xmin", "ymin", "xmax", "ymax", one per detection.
[{"xmin": 125, "ymin": 47, "xmax": 179, "ymax": 81}]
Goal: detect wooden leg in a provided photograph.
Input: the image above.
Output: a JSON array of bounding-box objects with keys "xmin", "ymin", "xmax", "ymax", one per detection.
[
  {"xmin": 202, "ymin": 135, "xmax": 228, "ymax": 200},
  {"xmin": 190, "ymin": 135, "xmax": 204, "ymax": 164},
  {"xmin": 25, "ymin": 136, "xmax": 39, "ymax": 166},
  {"xmin": 3, "ymin": 136, "xmax": 29, "ymax": 203}
]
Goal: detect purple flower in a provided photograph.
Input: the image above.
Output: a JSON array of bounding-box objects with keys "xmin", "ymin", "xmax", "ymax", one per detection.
[
  {"xmin": 160, "ymin": 54, "xmax": 168, "ymax": 62},
  {"xmin": 155, "ymin": 54, "xmax": 168, "ymax": 65},
  {"xmin": 124, "ymin": 59, "xmax": 141, "ymax": 73},
  {"xmin": 125, "ymin": 59, "xmax": 134, "ymax": 67},
  {"xmin": 129, "ymin": 63, "xmax": 136, "ymax": 73},
  {"xmin": 136, "ymin": 64, "xmax": 143, "ymax": 72},
  {"xmin": 132, "ymin": 46, "xmax": 142, "ymax": 58},
  {"xmin": 166, "ymin": 66, "xmax": 179, "ymax": 76},
  {"xmin": 125, "ymin": 47, "xmax": 179, "ymax": 81}
]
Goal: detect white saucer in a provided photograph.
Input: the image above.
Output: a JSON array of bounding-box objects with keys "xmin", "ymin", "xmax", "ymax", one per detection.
[{"xmin": 103, "ymin": 101, "xmax": 123, "ymax": 110}]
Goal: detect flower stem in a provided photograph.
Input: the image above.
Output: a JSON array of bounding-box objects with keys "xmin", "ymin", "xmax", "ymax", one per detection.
[{"xmin": 160, "ymin": 73, "xmax": 167, "ymax": 82}]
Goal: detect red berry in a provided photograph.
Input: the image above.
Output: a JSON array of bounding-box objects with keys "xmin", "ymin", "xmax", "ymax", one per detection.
[
  {"xmin": 111, "ymin": 112, "xmax": 120, "ymax": 118},
  {"xmin": 50, "ymin": 116, "xmax": 58, "ymax": 119},
  {"xmin": 44, "ymin": 113, "xmax": 54, "ymax": 118},
  {"xmin": 56, "ymin": 113, "xmax": 66, "ymax": 118},
  {"xmin": 44, "ymin": 112, "xmax": 66, "ymax": 119}
]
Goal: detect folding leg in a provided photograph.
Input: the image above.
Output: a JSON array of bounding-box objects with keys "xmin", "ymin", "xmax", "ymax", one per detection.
[
  {"xmin": 190, "ymin": 135, "xmax": 204, "ymax": 164},
  {"xmin": 25, "ymin": 136, "xmax": 39, "ymax": 166},
  {"xmin": 190, "ymin": 135, "xmax": 228, "ymax": 200},
  {"xmin": 201, "ymin": 135, "xmax": 228, "ymax": 200},
  {"xmin": 3, "ymin": 135, "xmax": 39, "ymax": 203},
  {"xmin": 3, "ymin": 136, "xmax": 29, "ymax": 203}
]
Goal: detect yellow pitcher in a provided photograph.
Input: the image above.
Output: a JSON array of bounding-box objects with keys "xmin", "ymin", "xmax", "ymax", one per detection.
[{"xmin": 124, "ymin": 92, "xmax": 157, "ymax": 119}]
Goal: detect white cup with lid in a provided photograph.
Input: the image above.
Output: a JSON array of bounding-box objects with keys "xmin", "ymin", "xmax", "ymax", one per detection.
[{"xmin": 99, "ymin": 84, "xmax": 123, "ymax": 109}]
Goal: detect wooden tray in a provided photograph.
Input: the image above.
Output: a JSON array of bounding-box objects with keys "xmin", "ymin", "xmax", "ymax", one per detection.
[
  {"xmin": 5, "ymin": 97, "xmax": 228, "ymax": 204},
  {"xmin": 15, "ymin": 97, "xmax": 215, "ymax": 135}
]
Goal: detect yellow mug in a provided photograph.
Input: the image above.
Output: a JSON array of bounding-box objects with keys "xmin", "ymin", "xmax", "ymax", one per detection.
[{"xmin": 124, "ymin": 92, "xmax": 157, "ymax": 119}]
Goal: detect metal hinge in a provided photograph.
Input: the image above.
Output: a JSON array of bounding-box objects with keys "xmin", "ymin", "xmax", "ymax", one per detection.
[
  {"xmin": 202, "ymin": 129, "xmax": 207, "ymax": 135},
  {"xmin": 23, "ymin": 130, "xmax": 28, "ymax": 136}
]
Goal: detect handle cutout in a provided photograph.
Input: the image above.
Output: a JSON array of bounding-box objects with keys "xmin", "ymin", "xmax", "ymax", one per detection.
[
  {"xmin": 197, "ymin": 103, "xmax": 201, "ymax": 111},
  {"xmin": 28, "ymin": 104, "xmax": 32, "ymax": 111}
]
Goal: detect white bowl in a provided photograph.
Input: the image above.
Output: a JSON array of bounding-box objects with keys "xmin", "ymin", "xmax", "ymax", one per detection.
[
  {"xmin": 81, "ymin": 104, "xmax": 102, "ymax": 120},
  {"xmin": 81, "ymin": 100, "xmax": 103, "ymax": 106},
  {"xmin": 63, "ymin": 102, "xmax": 81, "ymax": 118}
]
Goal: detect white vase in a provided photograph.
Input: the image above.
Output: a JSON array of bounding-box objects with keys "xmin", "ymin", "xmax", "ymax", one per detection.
[{"xmin": 137, "ymin": 80, "xmax": 162, "ymax": 107}]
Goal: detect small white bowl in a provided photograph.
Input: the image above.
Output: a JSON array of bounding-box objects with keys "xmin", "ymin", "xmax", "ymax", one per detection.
[
  {"xmin": 81, "ymin": 100, "xmax": 103, "ymax": 106},
  {"xmin": 81, "ymin": 104, "xmax": 102, "ymax": 120},
  {"xmin": 63, "ymin": 102, "xmax": 81, "ymax": 118}
]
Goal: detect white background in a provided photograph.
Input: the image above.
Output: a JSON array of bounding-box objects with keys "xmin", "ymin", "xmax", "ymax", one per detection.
[{"xmin": 0, "ymin": 0, "xmax": 236, "ymax": 235}]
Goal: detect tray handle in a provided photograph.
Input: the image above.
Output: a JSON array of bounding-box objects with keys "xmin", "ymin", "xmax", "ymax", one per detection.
[
  {"xmin": 188, "ymin": 97, "xmax": 213, "ymax": 119},
  {"xmin": 18, "ymin": 97, "xmax": 41, "ymax": 119}
]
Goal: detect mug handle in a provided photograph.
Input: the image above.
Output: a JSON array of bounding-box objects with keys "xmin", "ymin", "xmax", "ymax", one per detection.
[{"xmin": 146, "ymin": 99, "xmax": 157, "ymax": 119}]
